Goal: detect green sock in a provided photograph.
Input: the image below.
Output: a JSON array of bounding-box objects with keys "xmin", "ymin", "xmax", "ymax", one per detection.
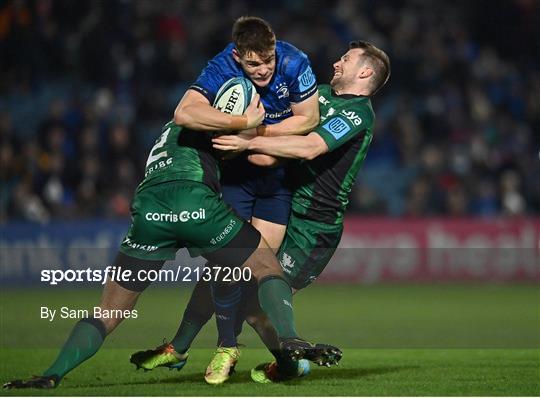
[
  {"xmin": 43, "ymin": 318, "xmax": 106, "ymax": 380},
  {"xmin": 171, "ymin": 318, "xmax": 204, "ymax": 354},
  {"xmin": 257, "ymin": 276, "xmax": 298, "ymax": 339}
]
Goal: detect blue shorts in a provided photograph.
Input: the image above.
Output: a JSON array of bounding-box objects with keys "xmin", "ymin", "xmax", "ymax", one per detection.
[{"xmin": 221, "ymin": 161, "xmax": 292, "ymax": 225}]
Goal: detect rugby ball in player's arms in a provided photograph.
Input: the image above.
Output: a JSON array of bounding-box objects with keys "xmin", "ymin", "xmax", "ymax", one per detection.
[{"xmin": 213, "ymin": 77, "xmax": 256, "ymax": 115}]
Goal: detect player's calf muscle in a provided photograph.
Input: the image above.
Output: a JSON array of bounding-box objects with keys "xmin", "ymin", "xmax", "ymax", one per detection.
[
  {"xmin": 246, "ymin": 312, "xmax": 278, "ymax": 348},
  {"xmin": 97, "ymin": 280, "xmax": 141, "ymax": 333}
]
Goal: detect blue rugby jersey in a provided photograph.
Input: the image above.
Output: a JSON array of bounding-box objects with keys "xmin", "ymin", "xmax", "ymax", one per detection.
[
  {"xmin": 190, "ymin": 40, "xmax": 317, "ymax": 126},
  {"xmin": 189, "ymin": 40, "xmax": 317, "ymax": 223}
]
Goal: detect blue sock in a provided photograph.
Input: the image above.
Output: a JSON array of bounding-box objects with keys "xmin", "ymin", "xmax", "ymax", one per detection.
[{"xmin": 212, "ymin": 281, "xmax": 242, "ymax": 347}]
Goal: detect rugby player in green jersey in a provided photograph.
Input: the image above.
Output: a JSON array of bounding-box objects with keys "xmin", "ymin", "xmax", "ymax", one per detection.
[
  {"xmin": 130, "ymin": 40, "xmax": 390, "ymax": 384},
  {"xmin": 3, "ymin": 92, "xmax": 338, "ymax": 390},
  {"xmin": 211, "ymin": 40, "xmax": 391, "ymax": 383}
]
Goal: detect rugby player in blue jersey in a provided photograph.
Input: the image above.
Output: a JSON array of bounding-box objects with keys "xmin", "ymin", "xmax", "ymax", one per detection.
[{"xmin": 130, "ymin": 16, "xmax": 322, "ymax": 384}]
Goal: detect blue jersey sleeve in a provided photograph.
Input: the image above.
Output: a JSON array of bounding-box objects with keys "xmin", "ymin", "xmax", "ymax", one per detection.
[
  {"xmin": 285, "ymin": 51, "xmax": 318, "ymax": 103},
  {"xmin": 190, "ymin": 62, "xmax": 224, "ymax": 104},
  {"xmin": 189, "ymin": 44, "xmax": 237, "ymax": 104}
]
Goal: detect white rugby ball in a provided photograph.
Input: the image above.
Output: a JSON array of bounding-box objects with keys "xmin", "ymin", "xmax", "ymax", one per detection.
[{"xmin": 213, "ymin": 77, "xmax": 256, "ymax": 115}]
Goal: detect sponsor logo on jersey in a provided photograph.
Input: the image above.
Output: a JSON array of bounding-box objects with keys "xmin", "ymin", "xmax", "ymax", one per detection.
[
  {"xmin": 341, "ymin": 110, "xmax": 363, "ymax": 126},
  {"xmin": 210, "ymin": 218, "xmax": 237, "ymax": 245},
  {"xmin": 298, "ymin": 84, "xmax": 317, "ymax": 100},
  {"xmin": 321, "ymin": 117, "xmax": 351, "ymax": 139},
  {"xmin": 122, "ymin": 237, "xmax": 159, "ymax": 252},
  {"xmin": 145, "ymin": 157, "xmax": 173, "ymax": 177},
  {"xmin": 276, "ymin": 82, "xmax": 289, "ymax": 99},
  {"xmin": 319, "ymin": 95, "xmax": 330, "ymax": 106},
  {"xmin": 145, "ymin": 209, "xmax": 206, "ymax": 223},
  {"xmin": 266, "ymin": 107, "xmax": 292, "ymax": 119},
  {"xmin": 298, "ymin": 66, "xmax": 316, "ymax": 91}
]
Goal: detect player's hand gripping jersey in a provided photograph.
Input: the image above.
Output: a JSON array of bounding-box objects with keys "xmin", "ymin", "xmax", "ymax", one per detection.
[{"xmin": 191, "ymin": 41, "xmax": 318, "ymax": 223}]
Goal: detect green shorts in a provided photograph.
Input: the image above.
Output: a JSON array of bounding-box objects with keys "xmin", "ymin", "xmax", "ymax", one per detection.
[
  {"xmin": 277, "ymin": 211, "xmax": 343, "ymax": 290},
  {"xmin": 119, "ymin": 180, "xmax": 246, "ymax": 261}
]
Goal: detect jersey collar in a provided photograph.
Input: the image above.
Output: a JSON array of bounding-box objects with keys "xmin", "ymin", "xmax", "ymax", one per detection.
[{"xmin": 331, "ymin": 89, "xmax": 367, "ymax": 99}]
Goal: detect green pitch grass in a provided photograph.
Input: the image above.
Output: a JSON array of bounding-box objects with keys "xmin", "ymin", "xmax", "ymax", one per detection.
[{"xmin": 1, "ymin": 284, "xmax": 539, "ymax": 396}]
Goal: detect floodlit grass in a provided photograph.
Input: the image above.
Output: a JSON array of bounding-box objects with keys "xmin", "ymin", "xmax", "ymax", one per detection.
[{"xmin": 1, "ymin": 284, "xmax": 538, "ymax": 395}]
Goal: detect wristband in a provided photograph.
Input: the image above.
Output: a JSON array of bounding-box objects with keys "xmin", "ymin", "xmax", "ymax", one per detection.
[
  {"xmin": 256, "ymin": 125, "xmax": 267, "ymax": 136},
  {"xmin": 229, "ymin": 115, "xmax": 248, "ymax": 130}
]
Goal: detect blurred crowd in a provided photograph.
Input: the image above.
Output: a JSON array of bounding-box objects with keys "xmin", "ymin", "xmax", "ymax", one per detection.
[{"xmin": 1, "ymin": 0, "xmax": 539, "ymax": 223}]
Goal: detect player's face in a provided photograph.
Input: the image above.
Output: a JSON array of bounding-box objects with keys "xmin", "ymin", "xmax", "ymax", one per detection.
[
  {"xmin": 235, "ymin": 49, "xmax": 276, "ymax": 88},
  {"xmin": 330, "ymin": 48, "xmax": 364, "ymax": 90}
]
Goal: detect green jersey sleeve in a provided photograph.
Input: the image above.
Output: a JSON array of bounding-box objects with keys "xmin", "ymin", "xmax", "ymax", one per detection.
[{"xmin": 314, "ymin": 109, "xmax": 372, "ymax": 152}]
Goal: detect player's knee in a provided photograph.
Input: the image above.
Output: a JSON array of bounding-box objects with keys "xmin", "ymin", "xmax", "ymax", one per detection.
[{"xmin": 247, "ymin": 256, "xmax": 282, "ymax": 281}]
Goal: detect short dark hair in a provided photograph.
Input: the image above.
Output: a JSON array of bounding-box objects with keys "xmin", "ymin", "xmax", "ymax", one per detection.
[
  {"xmin": 232, "ymin": 16, "xmax": 276, "ymax": 56},
  {"xmin": 349, "ymin": 40, "xmax": 390, "ymax": 95}
]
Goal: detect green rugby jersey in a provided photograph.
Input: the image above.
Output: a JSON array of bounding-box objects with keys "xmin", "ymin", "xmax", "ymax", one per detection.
[
  {"xmin": 136, "ymin": 121, "xmax": 220, "ymax": 193},
  {"xmin": 290, "ymin": 84, "xmax": 375, "ymax": 224}
]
